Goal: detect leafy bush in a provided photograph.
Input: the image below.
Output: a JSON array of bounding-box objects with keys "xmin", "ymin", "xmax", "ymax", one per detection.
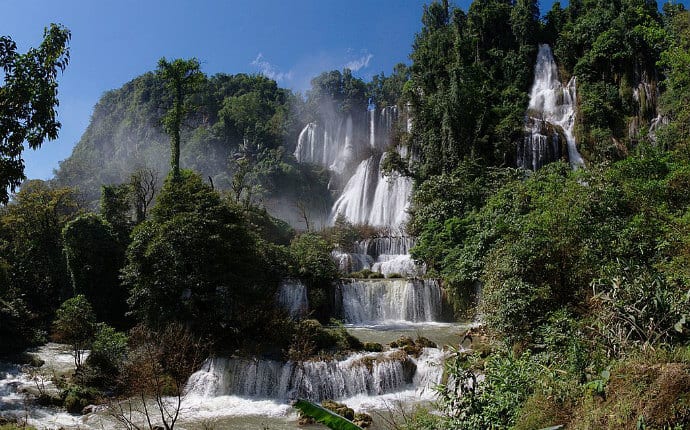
[{"xmin": 81, "ymin": 324, "xmax": 128, "ymax": 388}]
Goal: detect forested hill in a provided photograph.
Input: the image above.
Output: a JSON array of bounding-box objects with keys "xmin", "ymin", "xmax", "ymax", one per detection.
[
  {"xmin": 52, "ymin": 72, "xmax": 337, "ymax": 225},
  {"xmin": 53, "ymin": 1, "xmax": 681, "ymax": 220}
]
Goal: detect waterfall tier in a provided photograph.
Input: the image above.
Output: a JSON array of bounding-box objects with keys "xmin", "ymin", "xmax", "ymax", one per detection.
[
  {"xmin": 276, "ymin": 279, "xmax": 308, "ymax": 318},
  {"xmin": 519, "ymin": 44, "xmax": 584, "ymax": 170},
  {"xmin": 337, "ymin": 279, "xmax": 442, "ymax": 325},
  {"xmin": 295, "ymin": 106, "xmax": 411, "ymax": 229},
  {"xmin": 185, "ymin": 349, "xmax": 443, "ymax": 402},
  {"xmin": 332, "ymin": 236, "xmax": 424, "ymax": 278}
]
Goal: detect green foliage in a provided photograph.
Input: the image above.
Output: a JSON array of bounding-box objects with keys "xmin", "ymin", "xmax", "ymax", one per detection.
[
  {"xmin": 290, "ymin": 232, "xmax": 338, "ymax": 287},
  {"xmin": 124, "ymin": 170, "xmax": 282, "ymax": 343},
  {"xmin": 658, "ymin": 8, "xmax": 690, "ymax": 150},
  {"xmin": 0, "ymin": 294, "xmax": 41, "ymax": 355},
  {"xmin": 0, "ymin": 24, "xmax": 70, "ymax": 203},
  {"xmin": 407, "ymin": 0, "xmax": 536, "ymax": 178},
  {"xmin": 287, "ymin": 319, "xmax": 362, "ymax": 360},
  {"xmin": 52, "ymin": 295, "xmax": 96, "ymax": 368},
  {"xmin": 0, "ymin": 181, "xmax": 81, "ymax": 332},
  {"xmin": 54, "ymin": 70, "xmax": 312, "ymax": 216},
  {"xmin": 62, "ymin": 213, "xmax": 127, "ymax": 325},
  {"xmin": 306, "ymin": 69, "xmax": 368, "ymax": 118},
  {"xmin": 367, "ymin": 63, "xmax": 410, "ymax": 107},
  {"xmin": 554, "ymin": 0, "xmax": 666, "ymax": 156},
  {"xmin": 82, "ymin": 324, "xmax": 128, "ymax": 388},
  {"xmin": 100, "ymin": 183, "xmax": 133, "ymax": 241},
  {"xmin": 61, "ymin": 384, "xmax": 99, "ymax": 414},
  {"xmin": 362, "ymin": 342, "xmax": 383, "ymax": 352},
  {"xmin": 437, "ymin": 349, "xmax": 540, "ymax": 429}
]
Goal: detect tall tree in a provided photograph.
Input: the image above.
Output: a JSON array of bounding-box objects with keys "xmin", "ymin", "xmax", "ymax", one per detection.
[
  {"xmin": 156, "ymin": 58, "xmax": 204, "ymax": 178},
  {"xmin": 0, "ymin": 24, "xmax": 70, "ymax": 203},
  {"xmin": 62, "ymin": 213, "xmax": 127, "ymax": 326}
]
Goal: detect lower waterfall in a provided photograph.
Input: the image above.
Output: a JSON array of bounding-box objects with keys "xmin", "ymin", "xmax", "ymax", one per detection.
[
  {"xmin": 338, "ymin": 279, "xmax": 442, "ymax": 325},
  {"xmin": 185, "ymin": 349, "xmax": 444, "ymax": 403}
]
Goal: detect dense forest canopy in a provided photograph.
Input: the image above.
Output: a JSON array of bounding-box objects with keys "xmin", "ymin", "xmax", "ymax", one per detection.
[{"xmin": 2, "ymin": 0, "xmax": 690, "ymax": 428}]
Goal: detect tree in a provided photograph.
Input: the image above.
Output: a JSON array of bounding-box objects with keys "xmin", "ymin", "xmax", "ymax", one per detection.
[
  {"xmin": 123, "ymin": 170, "xmax": 276, "ymax": 340},
  {"xmin": 658, "ymin": 7, "xmax": 690, "ymax": 150},
  {"xmin": 0, "ymin": 24, "xmax": 70, "ymax": 203},
  {"xmin": 0, "ymin": 180, "xmax": 81, "ymax": 326},
  {"xmin": 156, "ymin": 58, "xmax": 204, "ymax": 178},
  {"xmin": 130, "ymin": 167, "xmax": 159, "ymax": 224},
  {"xmin": 52, "ymin": 294, "xmax": 96, "ymax": 368},
  {"xmin": 114, "ymin": 324, "xmax": 203, "ymax": 430},
  {"xmin": 101, "ymin": 183, "xmax": 133, "ymax": 242},
  {"xmin": 62, "ymin": 213, "xmax": 127, "ymax": 326}
]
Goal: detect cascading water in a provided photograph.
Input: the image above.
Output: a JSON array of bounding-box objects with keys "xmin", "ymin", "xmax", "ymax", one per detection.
[
  {"xmin": 295, "ymin": 105, "xmax": 412, "ymax": 229},
  {"xmin": 330, "ymin": 106, "xmax": 412, "ymax": 228},
  {"xmin": 294, "ymin": 113, "xmax": 358, "ymax": 177},
  {"xmin": 333, "ymin": 236, "xmax": 423, "ymax": 278},
  {"xmin": 338, "ymin": 279, "xmax": 442, "ymax": 325},
  {"xmin": 519, "ymin": 44, "xmax": 584, "ymax": 170},
  {"xmin": 185, "ymin": 348, "xmax": 444, "ymax": 404},
  {"xmin": 276, "ymin": 279, "xmax": 308, "ymax": 318}
]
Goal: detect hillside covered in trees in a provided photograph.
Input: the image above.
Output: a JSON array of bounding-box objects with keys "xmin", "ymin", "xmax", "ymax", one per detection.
[{"xmin": 2, "ymin": 0, "xmax": 690, "ymax": 429}]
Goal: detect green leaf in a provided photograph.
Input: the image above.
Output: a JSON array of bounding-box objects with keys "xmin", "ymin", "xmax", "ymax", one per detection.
[{"xmin": 292, "ymin": 399, "xmax": 363, "ymax": 430}]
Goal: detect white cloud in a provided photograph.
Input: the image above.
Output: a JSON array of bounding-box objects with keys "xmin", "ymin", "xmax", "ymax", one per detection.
[
  {"xmin": 251, "ymin": 53, "xmax": 293, "ymax": 82},
  {"xmin": 343, "ymin": 53, "xmax": 374, "ymax": 72}
]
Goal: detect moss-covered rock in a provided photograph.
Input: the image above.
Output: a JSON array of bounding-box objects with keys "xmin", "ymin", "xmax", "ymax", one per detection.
[
  {"xmin": 389, "ymin": 336, "xmax": 436, "ymax": 357},
  {"xmin": 60, "ymin": 385, "xmax": 100, "ymax": 414},
  {"xmin": 363, "ymin": 342, "xmax": 383, "ymax": 352}
]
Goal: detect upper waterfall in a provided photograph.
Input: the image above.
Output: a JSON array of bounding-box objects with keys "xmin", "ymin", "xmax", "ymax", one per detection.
[
  {"xmin": 295, "ymin": 106, "xmax": 412, "ymax": 229},
  {"xmin": 519, "ymin": 44, "xmax": 584, "ymax": 170}
]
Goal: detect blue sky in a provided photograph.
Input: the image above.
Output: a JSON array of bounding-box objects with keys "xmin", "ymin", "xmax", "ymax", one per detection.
[{"xmin": 1, "ymin": 0, "xmax": 687, "ymax": 180}]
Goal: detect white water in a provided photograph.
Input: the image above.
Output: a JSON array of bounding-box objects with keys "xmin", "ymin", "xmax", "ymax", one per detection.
[
  {"xmin": 0, "ymin": 344, "xmax": 94, "ymax": 429},
  {"xmin": 519, "ymin": 44, "xmax": 584, "ymax": 170},
  {"xmin": 338, "ymin": 279, "xmax": 442, "ymax": 325},
  {"xmin": 276, "ymin": 279, "xmax": 309, "ymax": 318},
  {"xmin": 333, "ymin": 236, "xmax": 424, "ymax": 278},
  {"xmin": 330, "ymin": 106, "xmax": 412, "ymax": 228},
  {"xmin": 185, "ymin": 347, "xmax": 444, "ymax": 404},
  {"xmin": 294, "ymin": 114, "xmax": 357, "ymax": 177},
  {"xmin": 295, "ymin": 106, "xmax": 412, "ymax": 229}
]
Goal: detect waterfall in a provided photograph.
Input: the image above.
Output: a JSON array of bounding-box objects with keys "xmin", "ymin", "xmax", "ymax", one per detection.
[
  {"xmin": 338, "ymin": 279, "xmax": 442, "ymax": 324},
  {"xmin": 185, "ymin": 350, "xmax": 429, "ymax": 402},
  {"xmin": 276, "ymin": 279, "xmax": 308, "ymax": 318},
  {"xmin": 294, "ymin": 114, "xmax": 358, "ymax": 177},
  {"xmin": 296, "ymin": 104, "xmax": 411, "ymax": 229},
  {"xmin": 334, "ymin": 237, "xmax": 424, "ymax": 278},
  {"xmin": 329, "ymin": 107, "xmax": 412, "ymax": 228},
  {"xmin": 519, "ymin": 44, "xmax": 584, "ymax": 170}
]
